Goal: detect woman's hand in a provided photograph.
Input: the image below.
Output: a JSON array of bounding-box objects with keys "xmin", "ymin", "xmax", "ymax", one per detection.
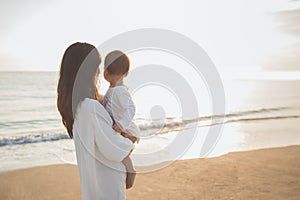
[
  {"xmin": 121, "ymin": 131, "xmax": 137, "ymax": 143},
  {"xmin": 113, "ymin": 123, "xmax": 137, "ymax": 143},
  {"xmin": 97, "ymin": 94, "xmax": 104, "ymax": 104},
  {"xmin": 113, "ymin": 123, "xmax": 123, "ymax": 133}
]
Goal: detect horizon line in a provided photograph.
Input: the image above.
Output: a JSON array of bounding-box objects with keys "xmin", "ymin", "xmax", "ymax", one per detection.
[{"xmin": 0, "ymin": 69, "xmax": 59, "ymax": 72}]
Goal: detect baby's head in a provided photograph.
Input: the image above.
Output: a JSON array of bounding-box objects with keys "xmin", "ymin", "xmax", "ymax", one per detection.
[{"xmin": 104, "ymin": 50, "xmax": 130, "ymax": 86}]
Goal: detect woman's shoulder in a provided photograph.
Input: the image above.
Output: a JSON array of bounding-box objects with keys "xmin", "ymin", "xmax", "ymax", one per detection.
[
  {"xmin": 79, "ymin": 98, "xmax": 106, "ymax": 112},
  {"xmin": 79, "ymin": 98, "xmax": 112, "ymax": 119},
  {"xmin": 80, "ymin": 97, "xmax": 96, "ymax": 106}
]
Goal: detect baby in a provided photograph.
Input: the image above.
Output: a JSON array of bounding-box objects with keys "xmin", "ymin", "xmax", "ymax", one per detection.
[{"xmin": 102, "ymin": 50, "xmax": 139, "ymax": 189}]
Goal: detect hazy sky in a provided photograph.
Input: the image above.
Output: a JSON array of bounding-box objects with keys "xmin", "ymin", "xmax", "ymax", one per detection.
[{"xmin": 0, "ymin": 0, "xmax": 299, "ymax": 71}]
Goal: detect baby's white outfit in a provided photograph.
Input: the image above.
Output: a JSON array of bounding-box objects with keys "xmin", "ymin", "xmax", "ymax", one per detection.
[{"xmin": 103, "ymin": 85, "xmax": 140, "ymax": 138}]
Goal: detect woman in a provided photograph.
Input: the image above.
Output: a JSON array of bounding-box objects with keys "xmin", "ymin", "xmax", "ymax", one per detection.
[{"xmin": 57, "ymin": 42, "xmax": 136, "ymax": 199}]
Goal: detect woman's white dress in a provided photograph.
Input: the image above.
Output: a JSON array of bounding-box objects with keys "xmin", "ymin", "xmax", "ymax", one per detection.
[{"xmin": 73, "ymin": 98, "xmax": 133, "ymax": 200}]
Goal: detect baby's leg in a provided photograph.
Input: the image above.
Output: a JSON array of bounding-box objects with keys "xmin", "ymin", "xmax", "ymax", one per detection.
[{"xmin": 122, "ymin": 156, "xmax": 136, "ymax": 189}]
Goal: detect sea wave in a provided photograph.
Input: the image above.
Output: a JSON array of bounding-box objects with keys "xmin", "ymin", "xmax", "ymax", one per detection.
[
  {"xmin": 0, "ymin": 133, "xmax": 69, "ymax": 146},
  {"xmin": 0, "ymin": 106, "xmax": 299, "ymax": 147}
]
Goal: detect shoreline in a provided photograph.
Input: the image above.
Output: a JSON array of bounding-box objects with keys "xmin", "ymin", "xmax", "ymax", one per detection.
[
  {"xmin": 1, "ymin": 145, "xmax": 300, "ymax": 199},
  {"xmin": 0, "ymin": 143, "xmax": 297, "ymax": 174}
]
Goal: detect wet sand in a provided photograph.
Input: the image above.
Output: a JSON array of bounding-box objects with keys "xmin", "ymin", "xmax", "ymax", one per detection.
[{"xmin": 0, "ymin": 146, "xmax": 299, "ymax": 200}]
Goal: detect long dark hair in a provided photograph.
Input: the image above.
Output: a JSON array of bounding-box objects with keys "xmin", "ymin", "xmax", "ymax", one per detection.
[{"xmin": 57, "ymin": 42, "xmax": 101, "ymax": 138}]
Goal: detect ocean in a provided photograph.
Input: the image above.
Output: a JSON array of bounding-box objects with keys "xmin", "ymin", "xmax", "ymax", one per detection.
[{"xmin": 0, "ymin": 71, "xmax": 300, "ymax": 172}]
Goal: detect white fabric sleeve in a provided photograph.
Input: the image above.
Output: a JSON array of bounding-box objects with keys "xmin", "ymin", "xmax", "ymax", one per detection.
[
  {"xmin": 126, "ymin": 122, "xmax": 140, "ymax": 138},
  {"xmin": 92, "ymin": 101, "xmax": 133, "ymax": 162},
  {"xmin": 112, "ymin": 87, "xmax": 136, "ymax": 131}
]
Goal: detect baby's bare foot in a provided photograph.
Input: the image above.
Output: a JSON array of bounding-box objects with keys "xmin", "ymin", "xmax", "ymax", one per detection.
[{"xmin": 126, "ymin": 170, "xmax": 136, "ymax": 189}]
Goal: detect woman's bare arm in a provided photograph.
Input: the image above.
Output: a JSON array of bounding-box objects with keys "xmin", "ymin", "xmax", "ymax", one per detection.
[{"xmin": 120, "ymin": 131, "xmax": 137, "ymax": 143}]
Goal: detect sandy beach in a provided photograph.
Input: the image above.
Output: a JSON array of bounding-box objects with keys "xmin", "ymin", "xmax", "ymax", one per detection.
[{"xmin": 0, "ymin": 145, "xmax": 299, "ymax": 200}]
